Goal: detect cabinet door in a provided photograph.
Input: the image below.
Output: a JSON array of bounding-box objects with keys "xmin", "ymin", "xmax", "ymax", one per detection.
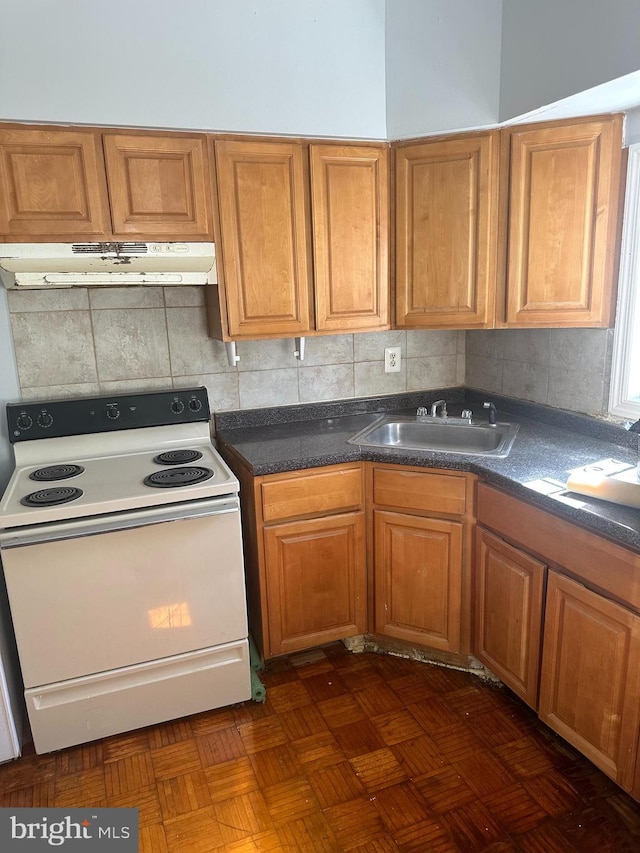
[
  {"xmin": 374, "ymin": 510, "xmax": 463, "ymax": 652},
  {"xmin": 103, "ymin": 133, "xmax": 212, "ymax": 239},
  {"xmin": 263, "ymin": 512, "xmax": 366, "ymax": 657},
  {"xmin": 475, "ymin": 527, "xmax": 545, "ymax": 709},
  {"xmin": 0, "ymin": 127, "xmax": 110, "ymax": 239},
  {"xmin": 395, "ymin": 132, "xmax": 498, "ymax": 329},
  {"xmin": 501, "ymin": 115, "xmax": 623, "ymax": 327},
  {"xmin": 539, "ymin": 571, "xmax": 640, "ymax": 792},
  {"xmin": 215, "ymin": 139, "xmax": 313, "ymax": 338},
  {"xmin": 310, "ymin": 144, "xmax": 389, "ymax": 331}
]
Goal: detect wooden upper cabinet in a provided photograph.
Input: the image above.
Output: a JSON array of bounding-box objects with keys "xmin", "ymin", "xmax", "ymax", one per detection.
[
  {"xmin": 310, "ymin": 144, "xmax": 388, "ymax": 331},
  {"xmin": 214, "ymin": 139, "xmax": 313, "ymax": 338},
  {"xmin": 0, "ymin": 126, "xmax": 111, "ymax": 239},
  {"xmin": 0, "ymin": 125, "xmax": 213, "ymax": 241},
  {"xmin": 500, "ymin": 115, "xmax": 624, "ymax": 327},
  {"xmin": 102, "ymin": 133, "xmax": 212, "ymax": 239},
  {"xmin": 394, "ymin": 131, "xmax": 498, "ymax": 329}
]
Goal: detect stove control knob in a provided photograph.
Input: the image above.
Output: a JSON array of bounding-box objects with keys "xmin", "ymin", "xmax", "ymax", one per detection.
[
  {"xmin": 106, "ymin": 406, "xmax": 120, "ymax": 420},
  {"xmin": 171, "ymin": 400, "xmax": 185, "ymax": 414},
  {"xmin": 37, "ymin": 411, "xmax": 53, "ymax": 429},
  {"xmin": 188, "ymin": 398, "xmax": 203, "ymax": 413},
  {"xmin": 16, "ymin": 413, "xmax": 33, "ymax": 431}
]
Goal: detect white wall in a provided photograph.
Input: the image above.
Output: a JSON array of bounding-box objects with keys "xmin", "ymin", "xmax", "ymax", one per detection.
[
  {"xmin": 0, "ymin": 0, "xmax": 387, "ymax": 139},
  {"xmin": 626, "ymin": 106, "xmax": 640, "ymax": 144},
  {"xmin": 2, "ymin": 1, "xmax": 638, "ymax": 140},
  {"xmin": 500, "ymin": 0, "xmax": 640, "ymax": 121},
  {"xmin": 385, "ymin": 0, "xmax": 502, "ymax": 138},
  {"xmin": 0, "ymin": 290, "xmax": 20, "ymax": 492}
]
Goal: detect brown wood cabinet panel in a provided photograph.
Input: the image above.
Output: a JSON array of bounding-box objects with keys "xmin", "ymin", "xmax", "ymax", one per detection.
[
  {"xmin": 500, "ymin": 115, "xmax": 623, "ymax": 327},
  {"xmin": 103, "ymin": 133, "xmax": 212, "ymax": 239},
  {"xmin": 260, "ymin": 465, "xmax": 363, "ymax": 523},
  {"xmin": 0, "ymin": 126, "xmax": 110, "ymax": 239},
  {"xmin": 477, "ymin": 483, "xmax": 640, "ymax": 612},
  {"xmin": 539, "ymin": 571, "xmax": 640, "ymax": 792},
  {"xmin": 394, "ymin": 131, "xmax": 498, "ymax": 329},
  {"xmin": 214, "ymin": 139, "xmax": 313, "ymax": 338},
  {"xmin": 475, "ymin": 526, "xmax": 545, "ymax": 709},
  {"xmin": 374, "ymin": 510, "xmax": 463, "ymax": 652},
  {"xmin": 264, "ymin": 512, "xmax": 366, "ymax": 657},
  {"xmin": 310, "ymin": 144, "xmax": 389, "ymax": 331},
  {"xmin": 372, "ymin": 466, "xmax": 467, "ymax": 516}
]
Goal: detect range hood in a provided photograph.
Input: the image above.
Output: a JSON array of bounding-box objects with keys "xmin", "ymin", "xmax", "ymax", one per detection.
[{"xmin": 0, "ymin": 242, "xmax": 216, "ymax": 288}]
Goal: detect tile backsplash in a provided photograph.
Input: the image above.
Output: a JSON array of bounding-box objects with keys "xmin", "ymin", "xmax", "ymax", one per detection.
[
  {"xmin": 6, "ymin": 287, "xmax": 615, "ymax": 417},
  {"xmin": 7, "ymin": 287, "xmax": 465, "ymax": 412},
  {"xmin": 465, "ymin": 328, "xmax": 615, "ymax": 417}
]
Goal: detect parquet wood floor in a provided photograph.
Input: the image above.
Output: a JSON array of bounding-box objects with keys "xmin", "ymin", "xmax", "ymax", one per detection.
[{"xmin": 1, "ymin": 643, "xmax": 640, "ymax": 851}]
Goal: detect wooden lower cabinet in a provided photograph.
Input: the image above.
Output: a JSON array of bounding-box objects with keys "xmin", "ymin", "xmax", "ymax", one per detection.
[
  {"xmin": 474, "ymin": 526, "xmax": 545, "ymax": 709},
  {"xmin": 370, "ymin": 465, "xmax": 474, "ymax": 656},
  {"xmin": 222, "ymin": 462, "xmax": 368, "ymax": 660},
  {"xmin": 539, "ymin": 571, "xmax": 640, "ymax": 794},
  {"xmin": 374, "ymin": 510, "xmax": 463, "ymax": 652},
  {"xmin": 220, "ymin": 453, "xmax": 640, "ymax": 799},
  {"xmin": 264, "ymin": 512, "xmax": 366, "ymax": 657},
  {"xmin": 477, "ymin": 483, "xmax": 640, "ymax": 798}
]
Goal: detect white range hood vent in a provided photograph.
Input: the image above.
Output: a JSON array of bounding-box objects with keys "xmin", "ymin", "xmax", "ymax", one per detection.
[{"xmin": 0, "ymin": 242, "xmax": 216, "ymax": 288}]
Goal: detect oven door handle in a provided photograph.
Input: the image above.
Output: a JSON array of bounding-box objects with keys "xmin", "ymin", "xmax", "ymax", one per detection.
[{"xmin": 0, "ymin": 497, "xmax": 240, "ymax": 548}]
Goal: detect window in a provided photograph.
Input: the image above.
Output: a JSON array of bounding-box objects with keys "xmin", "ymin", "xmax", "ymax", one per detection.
[{"xmin": 610, "ymin": 144, "xmax": 640, "ymax": 420}]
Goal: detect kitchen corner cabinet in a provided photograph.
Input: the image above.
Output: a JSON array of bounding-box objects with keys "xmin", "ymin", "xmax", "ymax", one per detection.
[
  {"xmin": 0, "ymin": 124, "xmax": 213, "ymax": 241},
  {"xmin": 394, "ymin": 131, "xmax": 499, "ymax": 330},
  {"xmin": 498, "ymin": 114, "xmax": 624, "ymax": 328},
  {"xmin": 223, "ymin": 461, "xmax": 367, "ymax": 660},
  {"xmin": 474, "ymin": 526, "xmax": 545, "ymax": 709},
  {"xmin": 209, "ymin": 138, "xmax": 389, "ymax": 340},
  {"xmin": 370, "ymin": 465, "xmax": 475, "ymax": 655}
]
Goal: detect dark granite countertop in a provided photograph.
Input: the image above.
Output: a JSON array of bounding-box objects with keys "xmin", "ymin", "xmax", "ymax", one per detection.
[{"xmin": 214, "ymin": 388, "xmax": 640, "ymax": 553}]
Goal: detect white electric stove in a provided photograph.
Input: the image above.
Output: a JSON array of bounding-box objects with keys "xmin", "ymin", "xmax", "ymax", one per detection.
[{"xmin": 0, "ymin": 387, "xmax": 251, "ymax": 754}]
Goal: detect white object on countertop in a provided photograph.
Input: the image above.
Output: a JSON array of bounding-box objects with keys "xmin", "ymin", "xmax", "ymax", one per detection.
[{"xmin": 566, "ymin": 460, "xmax": 640, "ymax": 509}]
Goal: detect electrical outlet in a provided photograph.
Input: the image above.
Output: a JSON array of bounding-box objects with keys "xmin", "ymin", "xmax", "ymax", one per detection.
[{"xmin": 384, "ymin": 346, "xmax": 401, "ymax": 373}]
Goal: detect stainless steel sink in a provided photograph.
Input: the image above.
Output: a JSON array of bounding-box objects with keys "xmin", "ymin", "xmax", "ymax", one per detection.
[{"xmin": 347, "ymin": 415, "xmax": 519, "ymax": 457}]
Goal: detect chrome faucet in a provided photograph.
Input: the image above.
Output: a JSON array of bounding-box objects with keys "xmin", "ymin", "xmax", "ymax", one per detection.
[
  {"xmin": 430, "ymin": 399, "xmax": 448, "ymax": 418},
  {"xmin": 483, "ymin": 401, "xmax": 497, "ymax": 425}
]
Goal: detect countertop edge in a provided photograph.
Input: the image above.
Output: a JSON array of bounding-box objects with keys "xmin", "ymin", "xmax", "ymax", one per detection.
[{"xmin": 215, "ymin": 391, "xmax": 640, "ymax": 553}]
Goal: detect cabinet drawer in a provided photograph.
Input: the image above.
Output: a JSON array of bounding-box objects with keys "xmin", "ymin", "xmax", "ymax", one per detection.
[
  {"xmin": 372, "ymin": 466, "xmax": 467, "ymax": 516},
  {"xmin": 261, "ymin": 465, "xmax": 363, "ymax": 523}
]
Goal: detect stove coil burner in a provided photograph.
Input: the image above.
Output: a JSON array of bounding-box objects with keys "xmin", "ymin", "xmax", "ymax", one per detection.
[
  {"xmin": 153, "ymin": 450, "xmax": 203, "ymax": 466},
  {"xmin": 21, "ymin": 487, "xmax": 84, "ymax": 507},
  {"xmin": 144, "ymin": 466, "xmax": 213, "ymax": 489},
  {"xmin": 29, "ymin": 464, "xmax": 85, "ymax": 482}
]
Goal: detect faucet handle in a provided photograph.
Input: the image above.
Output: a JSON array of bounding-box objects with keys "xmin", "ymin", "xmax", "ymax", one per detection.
[
  {"xmin": 461, "ymin": 409, "xmax": 473, "ymax": 421},
  {"xmin": 416, "ymin": 406, "xmax": 429, "ymax": 417}
]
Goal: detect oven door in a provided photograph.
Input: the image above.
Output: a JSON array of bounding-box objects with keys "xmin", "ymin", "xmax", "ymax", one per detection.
[{"xmin": 0, "ymin": 497, "xmax": 248, "ymax": 689}]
